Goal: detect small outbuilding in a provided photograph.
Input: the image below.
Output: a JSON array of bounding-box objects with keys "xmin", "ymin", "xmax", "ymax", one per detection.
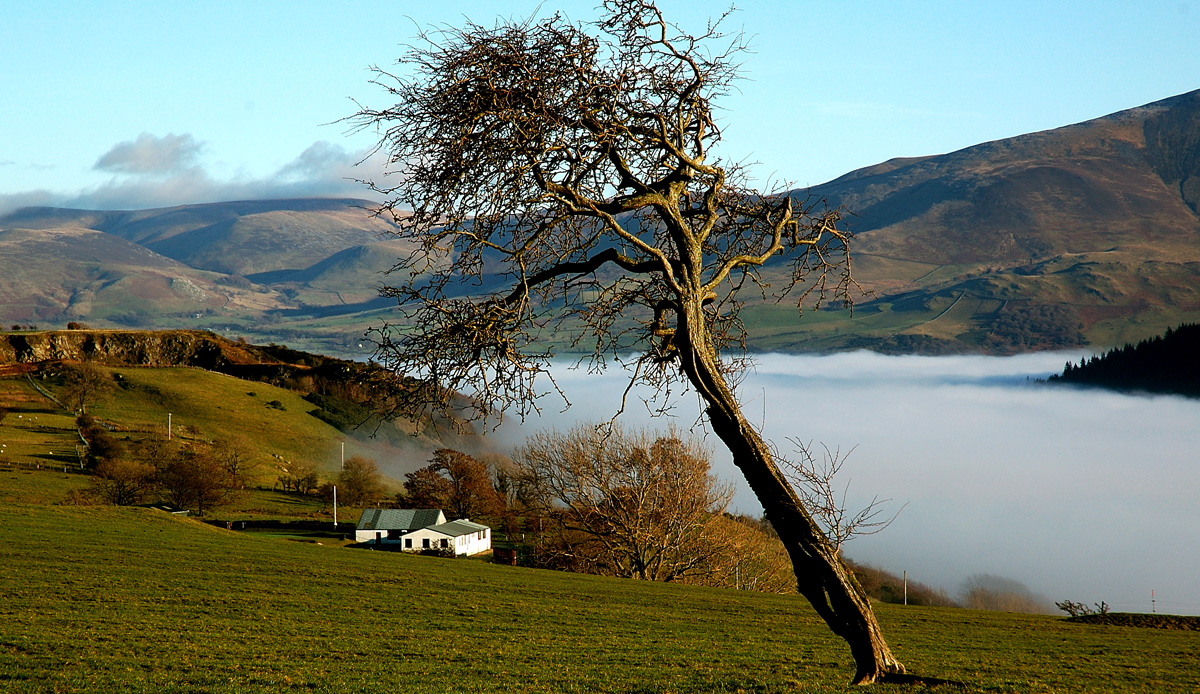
[{"xmin": 401, "ymin": 519, "xmax": 492, "ymax": 556}]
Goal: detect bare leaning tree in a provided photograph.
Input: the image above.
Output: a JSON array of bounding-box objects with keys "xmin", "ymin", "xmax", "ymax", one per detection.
[{"xmin": 350, "ymin": 0, "xmax": 908, "ymax": 684}]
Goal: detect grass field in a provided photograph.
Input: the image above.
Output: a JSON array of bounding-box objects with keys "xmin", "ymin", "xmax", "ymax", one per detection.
[
  {"xmin": 0, "ymin": 366, "xmax": 456, "ymax": 494},
  {"xmin": 2, "ymin": 496, "xmax": 1198, "ymax": 693}
]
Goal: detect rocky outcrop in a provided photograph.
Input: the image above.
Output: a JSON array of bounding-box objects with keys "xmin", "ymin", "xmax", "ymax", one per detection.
[{"xmin": 0, "ymin": 330, "xmax": 262, "ymax": 368}]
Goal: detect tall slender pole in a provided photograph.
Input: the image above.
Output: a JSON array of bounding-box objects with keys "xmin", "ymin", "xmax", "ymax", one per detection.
[
  {"xmin": 168, "ymin": 412, "xmax": 172, "ymax": 440},
  {"xmin": 903, "ymin": 571, "xmax": 908, "ymax": 606},
  {"xmin": 333, "ymin": 485, "xmax": 338, "ymax": 528},
  {"xmin": 341, "ymin": 441, "xmax": 345, "ymax": 470}
]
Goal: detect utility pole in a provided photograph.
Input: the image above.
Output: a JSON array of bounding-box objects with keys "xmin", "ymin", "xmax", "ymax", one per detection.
[
  {"xmin": 903, "ymin": 571, "xmax": 908, "ymax": 606},
  {"xmin": 333, "ymin": 486, "xmax": 338, "ymax": 528},
  {"xmin": 168, "ymin": 412, "xmax": 172, "ymax": 440},
  {"xmin": 340, "ymin": 441, "xmax": 345, "ymax": 470}
]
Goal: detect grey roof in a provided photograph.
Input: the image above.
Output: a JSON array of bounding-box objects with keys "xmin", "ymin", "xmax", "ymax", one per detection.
[
  {"xmin": 426, "ymin": 519, "xmax": 490, "ymax": 537},
  {"xmin": 356, "ymin": 508, "xmax": 445, "ymax": 531}
]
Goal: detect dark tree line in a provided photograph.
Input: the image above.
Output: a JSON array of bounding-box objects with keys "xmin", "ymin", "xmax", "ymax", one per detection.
[
  {"xmin": 82, "ymin": 424, "xmax": 249, "ymax": 515},
  {"xmin": 983, "ymin": 303, "xmax": 1084, "ymax": 353},
  {"xmin": 1049, "ymin": 323, "xmax": 1200, "ymax": 397}
]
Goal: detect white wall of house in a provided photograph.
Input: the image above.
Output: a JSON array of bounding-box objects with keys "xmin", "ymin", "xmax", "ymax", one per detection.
[
  {"xmin": 455, "ymin": 527, "xmax": 491, "ymax": 556},
  {"xmin": 399, "ymin": 526, "xmax": 491, "ymax": 555},
  {"xmin": 404, "ymin": 527, "xmax": 454, "ymax": 552},
  {"xmin": 355, "ymin": 529, "xmax": 385, "ymax": 543},
  {"xmin": 354, "ymin": 528, "xmax": 411, "ymax": 544}
]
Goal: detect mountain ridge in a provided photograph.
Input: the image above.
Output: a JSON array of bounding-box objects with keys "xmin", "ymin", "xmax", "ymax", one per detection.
[{"xmin": 3, "ymin": 89, "xmax": 1200, "ymax": 355}]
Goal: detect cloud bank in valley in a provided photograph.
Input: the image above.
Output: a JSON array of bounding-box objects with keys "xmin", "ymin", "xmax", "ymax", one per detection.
[
  {"xmin": 0, "ymin": 133, "xmax": 388, "ymax": 216},
  {"xmin": 498, "ymin": 351, "xmax": 1200, "ymax": 615}
]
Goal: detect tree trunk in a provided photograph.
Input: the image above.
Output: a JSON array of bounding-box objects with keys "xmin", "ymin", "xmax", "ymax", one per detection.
[{"xmin": 676, "ymin": 301, "xmax": 905, "ymax": 685}]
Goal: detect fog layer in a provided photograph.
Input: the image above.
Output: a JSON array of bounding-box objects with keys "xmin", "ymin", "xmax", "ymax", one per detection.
[{"xmin": 504, "ymin": 351, "xmax": 1200, "ymax": 615}]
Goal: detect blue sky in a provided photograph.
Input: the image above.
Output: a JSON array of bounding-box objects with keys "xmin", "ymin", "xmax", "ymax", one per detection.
[{"xmin": 2, "ymin": 0, "xmax": 1198, "ymax": 214}]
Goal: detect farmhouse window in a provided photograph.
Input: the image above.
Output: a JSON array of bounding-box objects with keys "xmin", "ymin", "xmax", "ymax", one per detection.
[
  {"xmin": 440, "ymin": 539, "xmax": 449, "ymax": 548},
  {"xmin": 422, "ymin": 538, "xmax": 430, "ymax": 549},
  {"xmin": 405, "ymin": 538, "xmax": 412, "ymax": 548}
]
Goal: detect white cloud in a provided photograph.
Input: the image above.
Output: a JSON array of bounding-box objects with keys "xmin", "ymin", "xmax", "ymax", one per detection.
[
  {"xmin": 268, "ymin": 141, "xmax": 388, "ymax": 199},
  {"xmin": 0, "ymin": 189, "xmax": 60, "ymax": 217},
  {"xmin": 93, "ymin": 132, "xmax": 204, "ymax": 175},
  {"xmin": 278, "ymin": 141, "xmax": 360, "ymax": 181},
  {"xmin": 0, "ymin": 136, "xmax": 391, "ymax": 215}
]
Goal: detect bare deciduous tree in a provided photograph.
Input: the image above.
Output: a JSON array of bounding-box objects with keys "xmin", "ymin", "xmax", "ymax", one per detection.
[
  {"xmin": 278, "ymin": 459, "xmax": 320, "ymax": 495},
  {"xmin": 700, "ymin": 513, "xmax": 796, "ymax": 594},
  {"xmin": 211, "ymin": 436, "xmax": 261, "ymax": 490},
  {"xmin": 425, "ymin": 448, "xmax": 505, "ymax": 521},
  {"xmin": 402, "ymin": 462, "xmax": 454, "ymax": 509},
  {"xmin": 516, "ymin": 424, "xmax": 732, "ymax": 582},
  {"xmin": 961, "ymin": 574, "xmax": 1054, "ymax": 615},
  {"xmin": 90, "ymin": 457, "xmax": 157, "ymax": 506},
  {"xmin": 336, "ymin": 455, "xmax": 386, "ymax": 506},
  {"xmin": 60, "ymin": 361, "xmax": 116, "ymax": 414},
  {"xmin": 351, "ymin": 0, "xmax": 905, "ymax": 682},
  {"xmin": 781, "ymin": 441, "xmax": 903, "ymax": 553},
  {"xmin": 158, "ymin": 447, "xmax": 238, "ymax": 516}
]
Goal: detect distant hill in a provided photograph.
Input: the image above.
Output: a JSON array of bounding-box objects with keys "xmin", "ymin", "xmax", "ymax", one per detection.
[
  {"xmin": 1047, "ymin": 323, "xmax": 1200, "ymax": 397},
  {"xmin": 762, "ymin": 88, "xmax": 1200, "ymax": 354},
  {"xmin": 3, "ymin": 90, "xmax": 1200, "ymax": 355},
  {"xmin": 0, "ymin": 199, "xmax": 409, "ymax": 356}
]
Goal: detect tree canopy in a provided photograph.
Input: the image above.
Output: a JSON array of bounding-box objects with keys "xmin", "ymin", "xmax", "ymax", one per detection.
[
  {"xmin": 351, "ymin": 0, "xmax": 852, "ymax": 425},
  {"xmin": 515, "ymin": 424, "xmax": 732, "ymax": 582}
]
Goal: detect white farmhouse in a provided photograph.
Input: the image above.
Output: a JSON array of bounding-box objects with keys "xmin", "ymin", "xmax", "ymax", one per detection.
[{"xmin": 354, "ymin": 509, "xmax": 492, "ymax": 556}]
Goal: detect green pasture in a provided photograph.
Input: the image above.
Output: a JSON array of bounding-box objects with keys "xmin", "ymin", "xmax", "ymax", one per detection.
[
  {"xmin": 0, "ymin": 468, "xmax": 87, "ymax": 505},
  {"xmin": 1, "ymin": 368, "xmax": 427, "ymax": 492},
  {"xmin": 219, "ymin": 487, "xmax": 342, "ymax": 521},
  {"xmin": 0, "ymin": 378, "xmax": 86, "ymax": 470},
  {"xmin": 2, "ymin": 503, "xmax": 1197, "ymax": 693},
  {"xmin": 0, "ymin": 458, "xmax": 362, "ymax": 528},
  {"xmin": 93, "ymin": 367, "xmax": 343, "ymax": 473}
]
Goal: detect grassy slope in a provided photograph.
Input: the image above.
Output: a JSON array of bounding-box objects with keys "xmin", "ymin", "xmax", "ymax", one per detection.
[
  {"xmin": 0, "ymin": 365, "xmax": 449, "ymax": 494},
  {"xmin": 0, "ymin": 378, "xmax": 86, "ymax": 470},
  {"xmin": 1, "ymin": 503, "xmax": 1198, "ymax": 693}
]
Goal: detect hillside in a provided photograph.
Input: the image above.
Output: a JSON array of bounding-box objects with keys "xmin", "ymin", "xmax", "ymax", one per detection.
[
  {"xmin": 763, "ymin": 89, "xmax": 1200, "ymax": 353},
  {"xmin": 2, "ymin": 502, "xmax": 1198, "ymax": 692},
  {"xmin": 0, "ymin": 329, "xmax": 486, "ymax": 478},
  {"xmin": 2, "ymin": 90, "xmax": 1200, "ymax": 355},
  {"xmin": 0, "ymin": 199, "xmax": 405, "ymax": 357}
]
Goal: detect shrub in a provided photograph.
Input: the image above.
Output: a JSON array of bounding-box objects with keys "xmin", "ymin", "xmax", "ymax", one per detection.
[
  {"xmin": 1055, "ymin": 599, "xmax": 1109, "ymax": 617},
  {"xmin": 961, "ymin": 574, "xmax": 1053, "ymax": 614},
  {"xmin": 303, "ymin": 392, "xmax": 372, "ymax": 432}
]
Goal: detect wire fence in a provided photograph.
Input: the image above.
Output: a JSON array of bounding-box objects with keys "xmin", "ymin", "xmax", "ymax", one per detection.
[{"xmin": 0, "ymin": 457, "xmax": 89, "ymax": 474}]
